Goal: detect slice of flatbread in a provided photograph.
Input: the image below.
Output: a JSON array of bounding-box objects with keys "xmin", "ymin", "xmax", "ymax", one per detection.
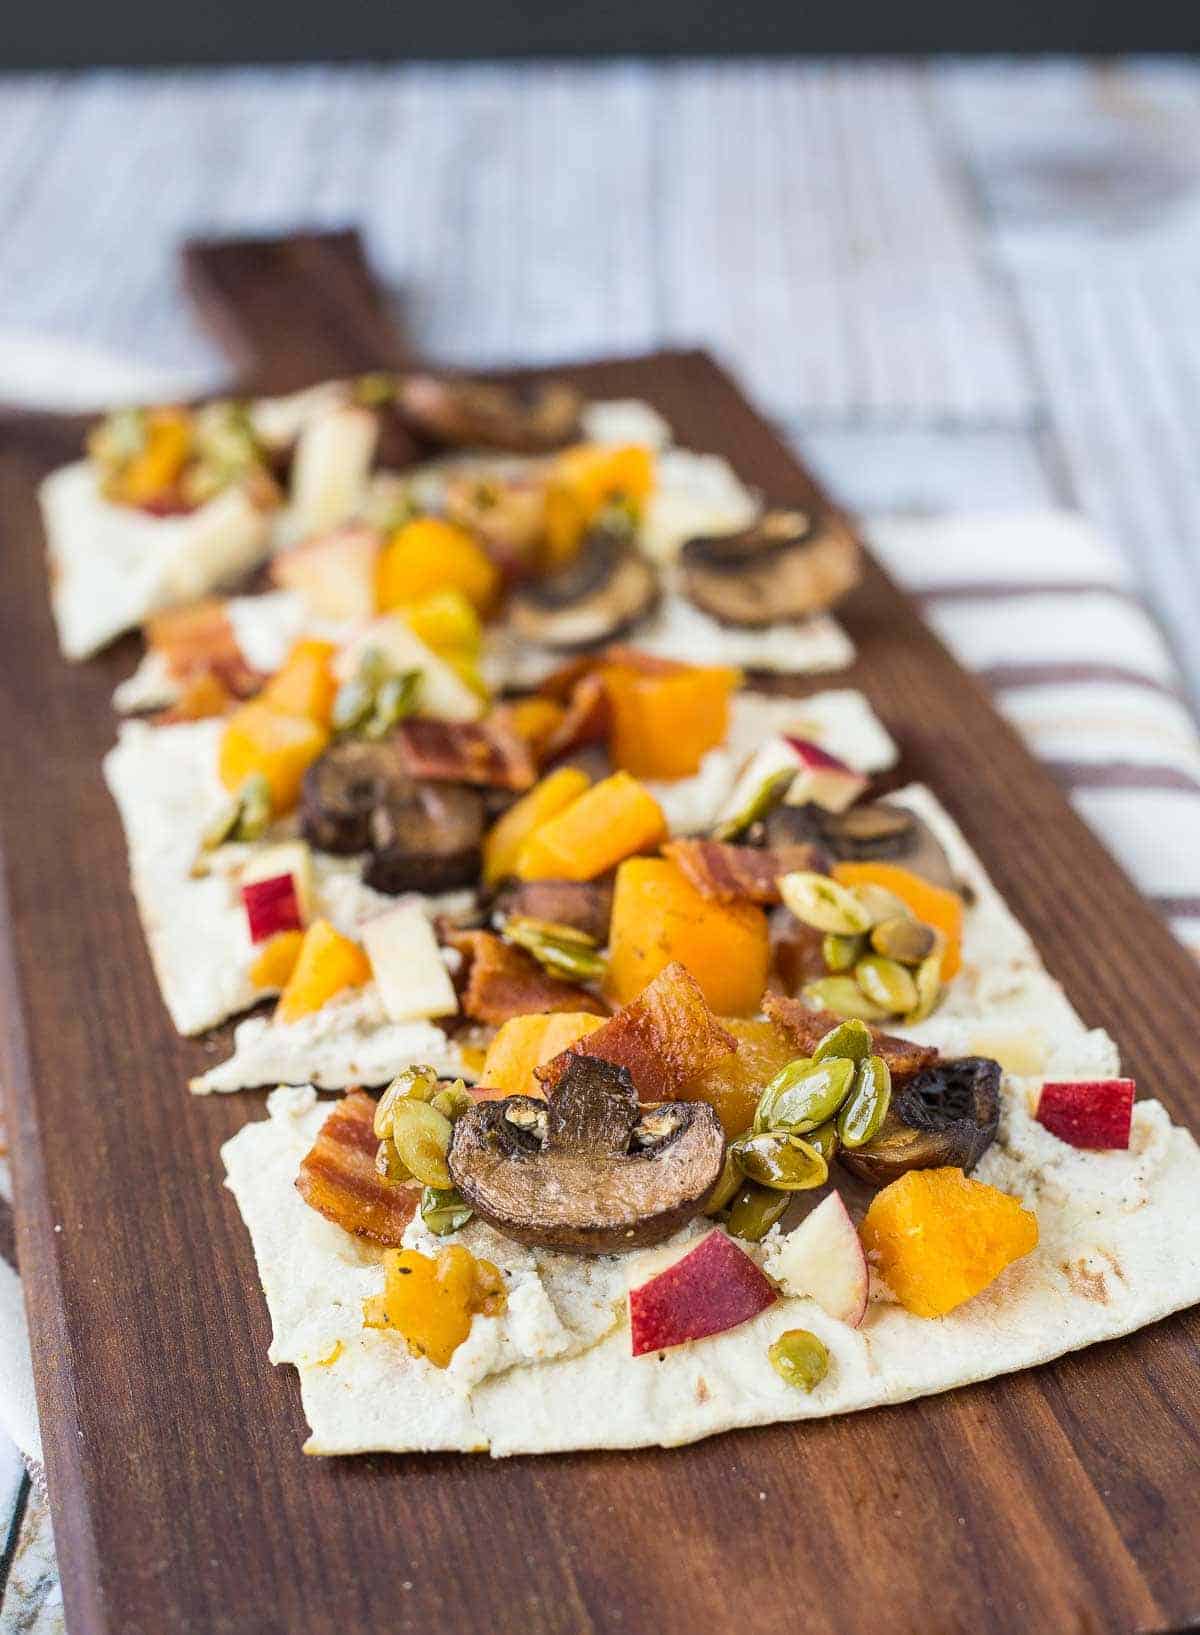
[{"xmin": 223, "ymin": 1079, "xmax": 1200, "ymax": 1456}]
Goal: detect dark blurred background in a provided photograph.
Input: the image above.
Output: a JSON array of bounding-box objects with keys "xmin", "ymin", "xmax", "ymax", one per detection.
[{"xmin": 4, "ymin": 0, "xmax": 1196, "ymax": 64}]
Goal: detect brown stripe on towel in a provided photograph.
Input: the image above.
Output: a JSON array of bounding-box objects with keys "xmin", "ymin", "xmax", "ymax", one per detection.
[
  {"xmin": 0, "ymin": 1197, "xmax": 15, "ymax": 1270},
  {"xmin": 1152, "ymin": 896, "xmax": 1200, "ymax": 920},
  {"xmin": 978, "ymin": 661, "xmax": 1186, "ymax": 701},
  {"xmin": 1044, "ymin": 761, "xmax": 1200, "ymax": 796},
  {"xmin": 917, "ymin": 580, "xmax": 1142, "ymax": 605}
]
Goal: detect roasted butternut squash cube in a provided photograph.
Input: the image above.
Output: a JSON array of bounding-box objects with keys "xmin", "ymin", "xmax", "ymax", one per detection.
[
  {"xmin": 515, "ymin": 772, "xmax": 666, "ymax": 883},
  {"xmin": 377, "ymin": 517, "xmax": 500, "ymax": 614},
  {"xmin": 276, "ymin": 918, "xmax": 371, "ymax": 1024},
  {"xmin": 543, "ymin": 444, "xmax": 655, "ymax": 565},
  {"xmin": 480, "ymin": 1012, "xmax": 607, "ymax": 1098},
  {"xmin": 678, "ymin": 1018, "xmax": 799, "ymax": 1137},
  {"xmin": 861, "ymin": 1168, "xmax": 1038, "ymax": 1318},
  {"xmin": 832, "ymin": 862, "xmax": 963, "ymax": 980},
  {"xmin": 483, "ymin": 766, "xmax": 591, "ymax": 886},
  {"xmin": 249, "ymin": 929, "xmax": 305, "ymax": 991},
  {"xmin": 364, "ymin": 1244, "xmax": 505, "ymax": 1367},
  {"xmin": 259, "ymin": 638, "xmax": 339, "ymax": 725},
  {"xmin": 605, "ymin": 857, "xmax": 769, "ymax": 1016},
  {"xmin": 218, "ymin": 701, "xmax": 329, "ymax": 815},
  {"xmin": 399, "ymin": 588, "xmax": 483, "ymax": 657},
  {"xmin": 105, "ymin": 407, "xmax": 192, "ymax": 506},
  {"xmin": 604, "ymin": 661, "xmax": 740, "ymax": 781}
]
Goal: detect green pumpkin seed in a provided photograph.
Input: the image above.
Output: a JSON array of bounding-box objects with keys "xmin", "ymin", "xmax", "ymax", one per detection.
[
  {"xmin": 430, "ymin": 1083, "xmax": 474, "ymax": 1123},
  {"xmin": 363, "ymin": 671, "xmax": 421, "ymax": 739},
  {"xmin": 355, "ymin": 371, "xmax": 398, "ymax": 406},
  {"xmin": 374, "ymin": 1138, "xmax": 411, "ymax": 1184},
  {"xmin": 373, "ymin": 1064, "xmax": 440, "ymax": 1137},
  {"xmin": 503, "ymin": 916, "xmax": 607, "ymax": 983},
  {"xmin": 768, "ymin": 1328, "xmax": 830, "ymax": 1393},
  {"xmin": 731, "ymin": 1133, "xmax": 829, "ymax": 1192},
  {"xmin": 852, "ymin": 882, "xmax": 915, "ymax": 927},
  {"xmin": 703, "ymin": 1149, "xmax": 744, "ymax": 1216},
  {"xmin": 725, "ymin": 1182, "xmax": 790, "ymax": 1242},
  {"xmin": 812, "ymin": 1018, "xmax": 872, "ymax": 1064},
  {"xmin": 419, "ymin": 1186, "xmax": 473, "ymax": 1235},
  {"xmin": 779, "ymin": 872, "xmax": 873, "ymax": 936},
  {"xmin": 801, "ymin": 977, "xmax": 891, "ymax": 1022},
  {"xmin": 855, "ymin": 954, "xmax": 918, "ymax": 1014},
  {"xmin": 804, "ymin": 1119, "xmax": 841, "ymax": 1165},
  {"xmin": 822, "ymin": 932, "xmax": 865, "ymax": 973},
  {"xmin": 757, "ymin": 1057, "xmax": 855, "ymax": 1135},
  {"xmin": 331, "ymin": 676, "xmax": 374, "ymax": 736},
  {"xmin": 837, "ymin": 1054, "xmax": 892, "ymax": 1148},
  {"xmin": 902, "ymin": 943, "xmax": 944, "ymax": 1025},
  {"xmin": 870, "ymin": 915, "xmax": 936, "ymax": 966},
  {"xmin": 390, "ymin": 1099, "xmax": 454, "ymax": 1189}
]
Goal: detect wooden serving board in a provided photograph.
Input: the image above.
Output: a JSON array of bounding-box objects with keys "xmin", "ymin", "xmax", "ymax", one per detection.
[{"xmin": 3, "ymin": 232, "xmax": 1199, "ymax": 1635}]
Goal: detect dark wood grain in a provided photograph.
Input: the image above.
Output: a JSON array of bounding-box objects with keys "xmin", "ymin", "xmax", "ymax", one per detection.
[{"xmin": 4, "ymin": 232, "xmax": 1200, "ymax": 1635}]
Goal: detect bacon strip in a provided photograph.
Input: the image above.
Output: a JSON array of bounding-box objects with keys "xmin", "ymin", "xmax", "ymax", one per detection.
[
  {"xmin": 537, "ymin": 960, "xmax": 736, "ymax": 1102},
  {"xmin": 663, "ymin": 839, "xmax": 827, "ymax": 905},
  {"xmin": 490, "ymin": 877, "xmax": 614, "ymax": 943},
  {"xmin": 295, "ymin": 1091, "xmax": 419, "ymax": 1246},
  {"xmin": 542, "ymin": 670, "xmax": 610, "ymax": 762},
  {"xmin": 764, "ymin": 996, "xmax": 938, "ymax": 1081},
  {"xmin": 394, "ymin": 718, "xmax": 536, "ymax": 791},
  {"xmin": 146, "ymin": 598, "xmax": 262, "ymax": 698},
  {"xmin": 445, "ymin": 929, "xmax": 607, "ymax": 1025}
]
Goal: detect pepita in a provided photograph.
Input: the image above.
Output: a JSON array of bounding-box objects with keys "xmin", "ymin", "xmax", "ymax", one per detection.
[
  {"xmin": 373, "ymin": 1064, "xmax": 440, "ymax": 1138},
  {"xmin": 903, "ymin": 942, "xmax": 945, "ymax": 1025},
  {"xmin": 822, "ymin": 932, "xmax": 865, "ymax": 973},
  {"xmin": 812, "ymin": 1018, "xmax": 872, "ymax": 1064},
  {"xmin": 374, "ymin": 1138, "xmax": 411, "ymax": 1184},
  {"xmin": 852, "ymin": 882, "xmax": 914, "ymax": 927},
  {"xmin": 837, "ymin": 1054, "xmax": 892, "ymax": 1148},
  {"xmin": 430, "ymin": 1083, "xmax": 475, "ymax": 1123},
  {"xmin": 756, "ymin": 1057, "xmax": 855, "ymax": 1135},
  {"xmin": 779, "ymin": 872, "xmax": 872, "ymax": 936},
  {"xmin": 801, "ymin": 976, "xmax": 891, "ymax": 1022},
  {"xmin": 731, "ymin": 1133, "xmax": 829, "ymax": 1192},
  {"xmin": 725, "ymin": 1181, "xmax": 790, "ymax": 1242},
  {"xmin": 855, "ymin": 954, "xmax": 918, "ymax": 1014},
  {"xmin": 703, "ymin": 1149, "xmax": 744, "ymax": 1216},
  {"xmin": 419, "ymin": 1186, "xmax": 473, "ymax": 1236},
  {"xmin": 870, "ymin": 915, "xmax": 936, "ymax": 966},
  {"xmin": 201, "ymin": 773, "xmax": 272, "ymax": 852},
  {"xmin": 804, "ymin": 1119, "xmax": 840, "ymax": 1165},
  {"xmin": 768, "ymin": 1328, "xmax": 830, "ymax": 1392},
  {"xmin": 390, "ymin": 1100, "xmax": 454, "ymax": 1189},
  {"xmin": 503, "ymin": 916, "xmax": 607, "ymax": 983}
]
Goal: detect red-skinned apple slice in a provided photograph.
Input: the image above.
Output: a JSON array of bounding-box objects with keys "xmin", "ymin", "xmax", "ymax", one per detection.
[
  {"xmin": 782, "ymin": 738, "xmax": 868, "ymax": 814},
  {"xmin": 1036, "ymin": 1079, "xmax": 1135, "ymax": 1150},
  {"xmin": 628, "ymin": 1229, "xmax": 776, "ymax": 1356},
  {"xmin": 241, "ymin": 872, "xmax": 303, "ymax": 943},
  {"xmin": 766, "ymin": 1191, "xmax": 868, "ymax": 1327}
]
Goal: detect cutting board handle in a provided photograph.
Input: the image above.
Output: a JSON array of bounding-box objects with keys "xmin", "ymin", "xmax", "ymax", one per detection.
[{"xmin": 181, "ymin": 228, "xmax": 420, "ymax": 395}]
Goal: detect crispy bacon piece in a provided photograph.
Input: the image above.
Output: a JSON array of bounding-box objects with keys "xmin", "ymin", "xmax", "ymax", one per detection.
[
  {"xmin": 536, "ymin": 645, "xmax": 681, "ymax": 702},
  {"xmin": 663, "ymin": 839, "xmax": 826, "ymax": 905},
  {"xmin": 536, "ymin": 960, "xmax": 736, "ymax": 1102},
  {"xmin": 146, "ymin": 598, "xmax": 262, "ymax": 697},
  {"xmin": 542, "ymin": 671, "xmax": 610, "ymax": 762},
  {"xmin": 295, "ymin": 1091, "xmax": 419, "ymax": 1246},
  {"xmin": 768, "ymin": 910, "xmax": 828, "ymax": 994},
  {"xmin": 764, "ymin": 996, "xmax": 938, "ymax": 1081},
  {"xmin": 445, "ymin": 929, "xmax": 607, "ymax": 1025},
  {"xmin": 393, "ymin": 718, "xmax": 536, "ymax": 791},
  {"xmin": 154, "ymin": 669, "xmax": 236, "ymax": 724},
  {"xmin": 490, "ymin": 877, "xmax": 614, "ymax": 943}
]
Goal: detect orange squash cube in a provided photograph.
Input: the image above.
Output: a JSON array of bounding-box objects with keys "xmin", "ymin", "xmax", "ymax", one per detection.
[
  {"xmin": 678, "ymin": 1018, "xmax": 799, "ymax": 1137},
  {"xmin": 364, "ymin": 1244, "xmax": 506, "ymax": 1368},
  {"xmin": 377, "ymin": 517, "xmax": 500, "ymax": 615},
  {"xmin": 106, "ymin": 408, "xmax": 192, "ymax": 506},
  {"xmin": 605, "ymin": 857, "xmax": 770, "ymax": 1016},
  {"xmin": 543, "ymin": 444, "xmax": 655, "ymax": 565},
  {"xmin": 218, "ymin": 701, "xmax": 329, "ymax": 815},
  {"xmin": 832, "ymin": 862, "xmax": 964, "ymax": 980},
  {"xmin": 259, "ymin": 639, "xmax": 339, "ymax": 725},
  {"xmin": 603, "ymin": 661, "xmax": 740, "ymax": 781},
  {"xmin": 276, "ymin": 918, "xmax": 371, "ymax": 1024},
  {"xmin": 480, "ymin": 1012, "xmax": 608, "ymax": 1098},
  {"xmin": 861, "ymin": 1168, "xmax": 1039, "ymax": 1318},
  {"xmin": 249, "ymin": 929, "xmax": 305, "ymax": 991},
  {"xmin": 515, "ymin": 771, "xmax": 666, "ymax": 883},
  {"xmin": 482, "ymin": 766, "xmax": 591, "ymax": 886},
  {"xmin": 398, "ymin": 588, "xmax": 483, "ymax": 657}
]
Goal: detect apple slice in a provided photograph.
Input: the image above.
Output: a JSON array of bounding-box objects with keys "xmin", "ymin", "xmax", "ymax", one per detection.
[
  {"xmin": 271, "ymin": 526, "xmax": 379, "ymax": 622},
  {"xmin": 362, "ymin": 902, "xmax": 459, "ymax": 1023},
  {"xmin": 241, "ymin": 873, "xmax": 302, "ymax": 944},
  {"xmin": 1036, "ymin": 1079, "xmax": 1134, "ymax": 1150},
  {"xmin": 766, "ymin": 1192, "xmax": 868, "ymax": 1327},
  {"xmin": 242, "ymin": 841, "xmax": 314, "ymax": 920},
  {"xmin": 628, "ymin": 1229, "xmax": 775, "ymax": 1356},
  {"xmin": 287, "ymin": 403, "xmax": 379, "ymax": 539},
  {"xmin": 781, "ymin": 738, "xmax": 868, "ymax": 814}
]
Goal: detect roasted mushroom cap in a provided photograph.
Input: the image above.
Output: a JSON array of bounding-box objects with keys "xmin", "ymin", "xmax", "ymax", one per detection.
[
  {"xmin": 764, "ymin": 800, "xmax": 957, "ymax": 894},
  {"xmin": 300, "ymin": 738, "xmax": 485, "ymax": 892},
  {"xmin": 448, "ymin": 1057, "xmax": 726, "ymax": 1254},
  {"xmin": 489, "ymin": 877, "xmax": 615, "ymax": 943},
  {"xmin": 839, "ymin": 1056, "xmax": 1001, "ymax": 1187},
  {"xmin": 680, "ymin": 508, "xmax": 861, "ymax": 628},
  {"xmin": 397, "ymin": 373, "xmax": 582, "ymax": 453},
  {"xmin": 508, "ymin": 528, "xmax": 659, "ymax": 650}
]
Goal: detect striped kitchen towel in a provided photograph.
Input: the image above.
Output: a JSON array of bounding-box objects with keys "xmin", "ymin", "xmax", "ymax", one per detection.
[{"xmin": 869, "ymin": 511, "xmax": 1200, "ymax": 958}]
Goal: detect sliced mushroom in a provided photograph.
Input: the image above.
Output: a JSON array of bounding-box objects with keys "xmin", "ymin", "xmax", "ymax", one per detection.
[
  {"xmin": 365, "ymin": 782, "xmax": 486, "ymax": 895},
  {"xmin": 300, "ymin": 738, "xmax": 485, "ymax": 892},
  {"xmin": 764, "ymin": 800, "xmax": 957, "ymax": 893},
  {"xmin": 838, "ymin": 1056, "xmax": 1001, "ymax": 1187},
  {"xmin": 489, "ymin": 877, "xmax": 614, "ymax": 943},
  {"xmin": 680, "ymin": 508, "xmax": 861, "ymax": 628},
  {"xmin": 508, "ymin": 528, "xmax": 659, "ymax": 650},
  {"xmin": 448, "ymin": 1057, "xmax": 726, "ymax": 1254},
  {"xmin": 397, "ymin": 373, "xmax": 581, "ymax": 452}
]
